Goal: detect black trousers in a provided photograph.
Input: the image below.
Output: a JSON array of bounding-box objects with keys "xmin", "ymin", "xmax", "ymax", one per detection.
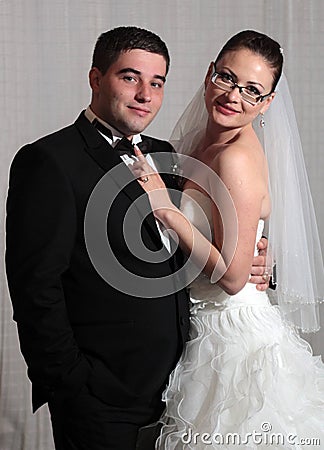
[
  {"xmin": 48, "ymin": 384, "xmax": 163, "ymax": 450},
  {"xmin": 136, "ymin": 423, "xmax": 163, "ymax": 450}
]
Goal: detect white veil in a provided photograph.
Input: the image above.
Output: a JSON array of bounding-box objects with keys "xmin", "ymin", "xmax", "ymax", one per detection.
[{"xmin": 170, "ymin": 75, "xmax": 324, "ymax": 333}]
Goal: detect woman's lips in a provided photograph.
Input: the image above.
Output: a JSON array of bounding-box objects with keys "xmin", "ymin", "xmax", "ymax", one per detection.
[{"xmin": 216, "ymin": 102, "xmax": 240, "ymax": 116}]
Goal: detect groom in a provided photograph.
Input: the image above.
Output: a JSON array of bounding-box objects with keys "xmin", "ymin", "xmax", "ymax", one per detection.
[{"xmin": 5, "ymin": 26, "xmax": 268, "ymax": 449}]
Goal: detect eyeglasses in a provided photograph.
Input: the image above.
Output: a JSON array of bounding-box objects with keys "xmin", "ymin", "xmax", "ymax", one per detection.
[{"xmin": 211, "ymin": 65, "xmax": 272, "ymax": 105}]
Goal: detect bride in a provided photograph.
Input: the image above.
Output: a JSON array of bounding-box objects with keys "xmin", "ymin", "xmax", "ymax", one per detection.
[{"xmin": 132, "ymin": 30, "xmax": 324, "ymax": 449}]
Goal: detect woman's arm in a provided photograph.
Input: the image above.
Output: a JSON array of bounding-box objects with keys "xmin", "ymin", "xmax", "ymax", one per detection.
[
  {"xmin": 132, "ymin": 146, "xmax": 266, "ymax": 295},
  {"xmin": 209, "ymin": 146, "xmax": 266, "ymax": 293}
]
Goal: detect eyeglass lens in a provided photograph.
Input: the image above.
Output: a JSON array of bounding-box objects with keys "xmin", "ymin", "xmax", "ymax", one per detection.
[{"xmin": 212, "ymin": 73, "xmax": 259, "ymax": 104}]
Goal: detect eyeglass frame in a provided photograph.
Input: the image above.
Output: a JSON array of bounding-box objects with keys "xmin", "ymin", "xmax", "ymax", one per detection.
[{"xmin": 211, "ymin": 64, "xmax": 273, "ymax": 105}]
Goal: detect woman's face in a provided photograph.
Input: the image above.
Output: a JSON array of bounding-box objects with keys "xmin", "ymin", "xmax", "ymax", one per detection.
[{"xmin": 204, "ymin": 48, "xmax": 275, "ymax": 130}]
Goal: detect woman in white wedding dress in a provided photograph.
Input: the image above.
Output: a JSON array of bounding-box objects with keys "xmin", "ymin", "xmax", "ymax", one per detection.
[{"xmin": 132, "ymin": 30, "xmax": 324, "ymax": 449}]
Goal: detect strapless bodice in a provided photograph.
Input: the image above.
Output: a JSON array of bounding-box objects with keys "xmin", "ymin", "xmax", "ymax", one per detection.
[
  {"xmin": 180, "ymin": 189, "xmax": 269, "ymax": 313},
  {"xmin": 157, "ymin": 193, "xmax": 324, "ymax": 450}
]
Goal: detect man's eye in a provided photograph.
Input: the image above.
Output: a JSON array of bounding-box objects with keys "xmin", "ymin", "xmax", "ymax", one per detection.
[
  {"xmin": 123, "ymin": 76, "xmax": 137, "ymax": 82},
  {"xmin": 151, "ymin": 82, "xmax": 163, "ymax": 88}
]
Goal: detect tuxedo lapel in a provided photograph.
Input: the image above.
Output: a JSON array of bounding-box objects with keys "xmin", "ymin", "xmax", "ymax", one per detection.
[
  {"xmin": 75, "ymin": 112, "xmax": 120, "ymax": 172},
  {"xmin": 74, "ymin": 112, "xmax": 164, "ymax": 247}
]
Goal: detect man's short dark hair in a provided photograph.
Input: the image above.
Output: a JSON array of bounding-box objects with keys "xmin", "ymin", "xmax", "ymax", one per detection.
[{"xmin": 92, "ymin": 26, "xmax": 170, "ymax": 75}]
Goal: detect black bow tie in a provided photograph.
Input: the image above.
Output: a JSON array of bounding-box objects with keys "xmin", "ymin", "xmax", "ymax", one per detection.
[
  {"xmin": 115, "ymin": 136, "xmax": 135, "ymax": 157},
  {"xmin": 92, "ymin": 119, "xmax": 149, "ymax": 157}
]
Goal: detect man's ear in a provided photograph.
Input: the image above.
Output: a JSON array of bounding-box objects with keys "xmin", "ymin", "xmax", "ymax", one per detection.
[
  {"xmin": 204, "ymin": 62, "xmax": 214, "ymax": 89},
  {"xmin": 89, "ymin": 67, "xmax": 102, "ymax": 93}
]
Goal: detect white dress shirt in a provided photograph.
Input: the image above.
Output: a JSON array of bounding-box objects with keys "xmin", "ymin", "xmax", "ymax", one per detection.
[{"xmin": 85, "ymin": 107, "xmax": 171, "ymax": 253}]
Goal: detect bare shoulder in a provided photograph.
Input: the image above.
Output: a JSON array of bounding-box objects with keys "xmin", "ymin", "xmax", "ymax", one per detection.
[
  {"xmin": 207, "ymin": 136, "xmax": 269, "ymax": 219},
  {"xmin": 210, "ymin": 141, "xmax": 263, "ymax": 180}
]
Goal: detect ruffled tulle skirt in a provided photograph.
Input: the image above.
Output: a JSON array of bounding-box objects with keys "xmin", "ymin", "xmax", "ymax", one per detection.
[{"xmin": 156, "ymin": 287, "xmax": 324, "ymax": 449}]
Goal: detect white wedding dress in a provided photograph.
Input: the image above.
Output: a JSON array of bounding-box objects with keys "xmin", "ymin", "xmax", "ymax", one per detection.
[{"xmin": 156, "ymin": 189, "xmax": 324, "ymax": 450}]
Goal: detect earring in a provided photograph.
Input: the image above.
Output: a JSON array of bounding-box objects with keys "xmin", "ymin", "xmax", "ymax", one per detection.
[{"xmin": 259, "ymin": 113, "xmax": 265, "ymax": 128}]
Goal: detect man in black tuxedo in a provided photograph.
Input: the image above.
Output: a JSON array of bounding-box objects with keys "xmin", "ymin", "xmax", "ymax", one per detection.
[
  {"xmin": 6, "ymin": 26, "xmax": 190, "ymax": 449},
  {"xmin": 5, "ymin": 26, "xmax": 268, "ymax": 449}
]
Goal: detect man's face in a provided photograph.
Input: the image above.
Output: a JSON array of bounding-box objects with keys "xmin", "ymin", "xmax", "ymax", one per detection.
[{"xmin": 89, "ymin": 49, "xmax": 167, "ymax": 138}]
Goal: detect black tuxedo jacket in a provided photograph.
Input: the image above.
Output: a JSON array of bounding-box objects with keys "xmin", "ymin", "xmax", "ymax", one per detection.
[{"xmin": 5, "ymin": 111, "xmax": 190, "ymax": 415}]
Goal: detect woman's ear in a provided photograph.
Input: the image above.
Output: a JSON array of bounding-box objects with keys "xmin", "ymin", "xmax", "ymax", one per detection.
[
  {"xmin": 260, "ymin": 92, "xmax": 276, "ymax": 115},
  {"xmin": 204, "ymin": 62, "xmax": 215, "ymax": 89}
]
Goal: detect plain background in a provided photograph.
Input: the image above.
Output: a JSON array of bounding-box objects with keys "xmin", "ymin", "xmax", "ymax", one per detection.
[{"xmin": 1, "ymin": 1, "xmax": 323, "ymax": 448}]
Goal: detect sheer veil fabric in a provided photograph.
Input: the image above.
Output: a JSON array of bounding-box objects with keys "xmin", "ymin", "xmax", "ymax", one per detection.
[{"xmin": 170, "ymin": 74, "xmax": 324, "ymax": 333}]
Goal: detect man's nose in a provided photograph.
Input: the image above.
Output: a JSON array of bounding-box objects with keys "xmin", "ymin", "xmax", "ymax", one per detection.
[{"xmin": 135, "ymin": 83, "xmax": 152, "ymax": 102}]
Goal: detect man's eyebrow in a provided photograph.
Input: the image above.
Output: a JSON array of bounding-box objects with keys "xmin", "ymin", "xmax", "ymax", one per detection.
[
  {"xmin": 118, "ymin": 68, "xmax": 141, "ymax": 75},
  {"xmin": 118, "ymin": 68, "xmax": 166, "ymax": 83}
]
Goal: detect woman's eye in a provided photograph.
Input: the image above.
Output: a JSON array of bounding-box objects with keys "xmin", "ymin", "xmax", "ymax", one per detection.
[
  {"xmin": 220, "ymin": 73, "xmax": 233, "ymax": 82},
  {"xmin": 246, "ymin": 86, "xmax": 261, "ymax": 95}
]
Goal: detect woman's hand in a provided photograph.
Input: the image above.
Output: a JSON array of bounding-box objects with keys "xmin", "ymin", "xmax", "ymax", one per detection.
[
  {"xmin": 250, "ymin": 237, "xmax": 271, "ymax": 290},
  {"xmin": 131, "ymin": 146, "xmax": 174, "ymax": 217}
]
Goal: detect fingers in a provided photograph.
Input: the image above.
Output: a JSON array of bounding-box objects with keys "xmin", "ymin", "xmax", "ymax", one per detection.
[
  {"xmin": 130, "ymin": 156, "xmax": 165, "ymax": 191},
  {"xmin": 132, "ymin": 146, "xmax": 149, "ymax": 180},
  {"xmin": 257, "ymin": 237, "xmax": 268, "ymax": 250},
  {"xmin": 133, "ymin": 145, "xmax": 145, "ymax": 160},
  {"xmin": 131, "ymin": 153, "xmax": 154, "ymax": 175},
  {"xmin": 250, "ymin": 266, "xmax": 265, "ymax": 276},
  {"xmin": 131, "ymin": 152, "xmax": 155, "ymax": 181},
  {"xmin": 256, "ymin": 281, "xmax": 269, "ymax": 291},
  {"xmin": 250, "ymin": 255, "xmax": 266, "ymax": 275},
  {"xmin": 249, "ymin": 275, "xmax": 269, "ymax": 290},
  {"xmin": 250, "ymin": 250, "xmax": 271, "ymax": 290}
]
